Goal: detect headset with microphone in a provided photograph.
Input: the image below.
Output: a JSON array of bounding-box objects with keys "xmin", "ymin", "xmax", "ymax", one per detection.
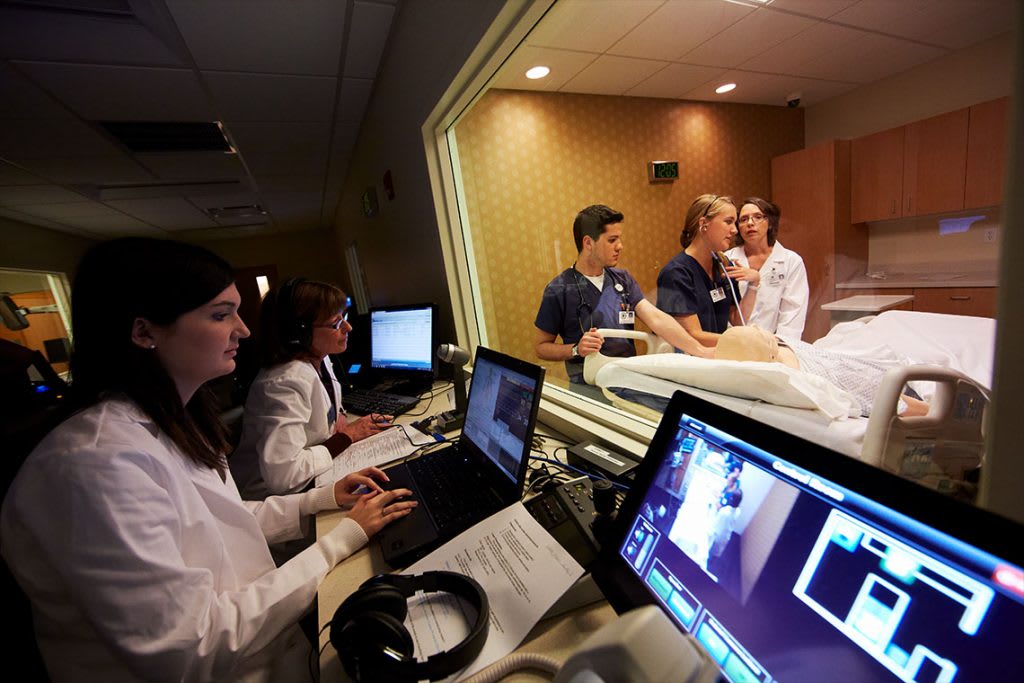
[{"xmin": 331, "ymin": 570, "xmax": 489, "ymax": 682}]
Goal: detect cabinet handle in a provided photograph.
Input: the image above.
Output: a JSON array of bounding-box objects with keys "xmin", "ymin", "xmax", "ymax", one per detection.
[
  {"xmin": 891, "ymin": 199, "xmax": 896, "ymax": 214},
  {"xmin": 949, "ymin": 296, "xmax": 971, "ymax": 301},
  {"xmin": 906, "ymin": 195, "xmax": 912, "ymax": 213}
]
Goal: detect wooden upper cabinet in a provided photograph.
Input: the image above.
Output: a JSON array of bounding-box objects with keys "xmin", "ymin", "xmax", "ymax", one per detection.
[
  {"xmin": 965, "ymin": 97, "xmax": 1010, "ymax": 209},
  {"xmin": 903, "ymin": 108, "xmax": 969, "ymax": 217},
  {"xmin": 851, "ymin": 126, "xmax": 903, "ymax": 223}
]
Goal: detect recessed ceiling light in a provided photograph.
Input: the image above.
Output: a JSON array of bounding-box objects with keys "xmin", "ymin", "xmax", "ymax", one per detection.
[
  {"xmin": 716, "ymin": 83, "xmax": 737, "ymax": 94},
  {"xmin": 525, "ymin": 66, "xmax": 550, "ymax": 80}
]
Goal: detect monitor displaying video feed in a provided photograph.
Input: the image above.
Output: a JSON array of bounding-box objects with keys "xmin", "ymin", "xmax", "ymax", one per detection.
[{"xmin": 595, "ymin": 391, "xmax": 1024, "ymax": 683}]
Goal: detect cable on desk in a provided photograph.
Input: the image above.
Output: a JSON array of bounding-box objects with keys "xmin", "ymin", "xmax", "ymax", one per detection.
[
  {"xmin": 529, "ymin": 455, "xmax": 630, "ymax": 491},
  {"xmin": 459, "ymin": 652, "xmax": 561, "ymax": 683},
  {"xmin": 401, "ymin": 381, "xmax": 454, "ymax": 417}
]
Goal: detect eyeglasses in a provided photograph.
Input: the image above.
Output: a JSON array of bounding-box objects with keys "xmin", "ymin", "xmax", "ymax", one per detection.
[
  {"xmin": 738, "ymin": 213, "xmax": 766, "ymax": 226},
  {"xmin": 315, "ymin": 310, "xmax": 349, "ymax": 330}
]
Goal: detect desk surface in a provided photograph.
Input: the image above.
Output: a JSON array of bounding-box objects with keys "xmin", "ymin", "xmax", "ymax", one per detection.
[
  {"xmin": 820, "ymin": 293, "xmax": 915, "ymax": 312},
  {"xmin": 318, "ymin": 382, "xmax": 617, "ymax": 681}
]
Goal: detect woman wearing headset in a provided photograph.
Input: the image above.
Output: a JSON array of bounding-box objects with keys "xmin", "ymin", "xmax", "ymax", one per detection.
[
  {"xmin": 723, "ymin": 197, "xmax": 809, "ymax": 339},
  {"xmin": 656, "ymin": 194, "xmax": 757, "ymax": 347},
  {"xmin": 1, "ymin": 238, "xmax": 416, "ymax": 682},
  {"xmin": 231, "ymin": 278, "xmax": 390, "ymax": 499}
]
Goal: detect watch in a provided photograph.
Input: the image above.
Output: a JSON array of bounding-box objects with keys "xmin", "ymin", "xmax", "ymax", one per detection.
[{"xmin": 571, "ymin": 343, "xmax": 580, "ymax": 358}]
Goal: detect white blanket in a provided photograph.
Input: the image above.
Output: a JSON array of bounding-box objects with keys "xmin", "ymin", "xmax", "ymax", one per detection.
[{"xmin": 596, "ymin": 310, "xmax": 995, "ymax": 421}]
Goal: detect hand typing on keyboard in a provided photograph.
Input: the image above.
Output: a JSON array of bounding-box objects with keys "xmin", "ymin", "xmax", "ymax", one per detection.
[{"xmin": 337, "ymin": 412, "xmax": 395, "ymax": 442}]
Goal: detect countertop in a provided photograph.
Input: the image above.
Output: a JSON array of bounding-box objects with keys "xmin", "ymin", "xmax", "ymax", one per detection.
[
  {"xmin": 837, "ymin": 270, "xmax": 997, "ymax": 289},
  {"xmin": 821, "ymin": 294, "xmax": 915, "ymax": 312}
]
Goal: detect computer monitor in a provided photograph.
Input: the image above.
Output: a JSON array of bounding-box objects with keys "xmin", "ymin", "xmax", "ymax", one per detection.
[
  {"xmin": 368, "ymin": 303, "xmax": 436, "ymax": 393},
  {"xmin": 594, "ymin": 390, "xmax": 1024, "ymax": 682}
]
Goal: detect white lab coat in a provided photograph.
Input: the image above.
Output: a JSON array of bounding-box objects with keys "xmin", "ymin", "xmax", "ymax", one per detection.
[
  {"xmin": 0, "ymin": 399, "xmax": 366, "ymax": 683},
  {"xmin": 725, "ymin": 240, "xmax": 809, "ymax": 339},
  {"xmin": 231, "ymin": 359, "xmax": 341, "ymax": 499}
]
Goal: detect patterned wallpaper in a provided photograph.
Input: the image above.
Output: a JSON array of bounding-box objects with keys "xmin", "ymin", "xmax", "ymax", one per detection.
[{"xmin": 454, "ymin": 89, "xmax": 803, "ymax": 381}]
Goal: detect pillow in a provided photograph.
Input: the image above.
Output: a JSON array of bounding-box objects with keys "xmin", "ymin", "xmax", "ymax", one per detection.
[{"xmin": 595, "ymin": 354, "xmax": 861, "ymax": 420}]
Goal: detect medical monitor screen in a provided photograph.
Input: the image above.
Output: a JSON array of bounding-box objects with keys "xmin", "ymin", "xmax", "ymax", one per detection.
[
  {"xmin": 369, "ymin": 304, "xmax": 434, "ymax": 373},
  {"xmin": 602, "ymin": 392, "xmax": 1024, "ymax": 683},
  {"xmin": 461, "ymin": 348, "xmax": 542, "ymax": 487}
]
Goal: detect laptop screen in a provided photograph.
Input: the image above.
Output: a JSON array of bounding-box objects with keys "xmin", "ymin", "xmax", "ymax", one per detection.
[
  {"xmin": 600, "ymin": 393, "xmax": 1024, "ymax": 682},
  {"xmin": 370, "ymin": 305, "xmax": 434, "ymax": 372},
  {"xmin": 461, "ymin": 350, "xmax": 541, "ymax": 485}
]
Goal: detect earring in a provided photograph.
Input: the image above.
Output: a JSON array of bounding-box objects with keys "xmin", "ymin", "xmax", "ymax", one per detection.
[{"xmin": 149, "ymin": 344, "xmax": 157, "ymax": 349}]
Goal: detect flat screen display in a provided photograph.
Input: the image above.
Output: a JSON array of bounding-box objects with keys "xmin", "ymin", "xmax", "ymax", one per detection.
[
  {"xmin": 369, "ymin": 304, "xmax": 434, "ymax": 373},
  {"xmin": 601, "ymin": 391, "xmax": 1024, "ymax": 683}
]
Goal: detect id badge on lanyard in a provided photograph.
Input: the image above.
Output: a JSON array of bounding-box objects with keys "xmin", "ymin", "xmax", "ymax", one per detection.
[
  {"xmin": 710, "ymin": 286, "xmax": 726, "ymax": 303},
  {"xmin": 619, "ymin": 309, "xmax": 635, "ymax": 324}
]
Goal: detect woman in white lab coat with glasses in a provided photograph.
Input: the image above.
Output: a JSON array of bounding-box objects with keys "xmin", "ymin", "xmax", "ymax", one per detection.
[
  {"xmin": 724, "ymin": 197, "xmax": 809, "ymax": 340},
  {"xmin": 1, "ymin": 238, "xmax": 415, "ymax": 682}
]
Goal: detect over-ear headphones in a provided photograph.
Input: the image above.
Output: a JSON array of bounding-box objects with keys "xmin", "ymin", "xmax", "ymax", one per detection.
[
  {"xmin": 276, "ymin": 277, "xmax": 311, "ymax": 350},
  {"xmin": 331, "ymin": 571, "xmax": 489, "ymax": 682}
]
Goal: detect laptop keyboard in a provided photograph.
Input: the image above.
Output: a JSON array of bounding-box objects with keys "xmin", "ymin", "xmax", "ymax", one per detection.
[
  {"xmin": 409, "ymin": 451, "xmax": 496, "ymax": 532},
  {"xmin": 342, "ymin": 388, "xmax": 419, "ymax": 416}
]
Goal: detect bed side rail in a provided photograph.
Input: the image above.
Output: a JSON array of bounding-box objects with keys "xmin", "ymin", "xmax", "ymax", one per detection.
[
  {"xmin": 863, "ymin": 365, "xmax": 990, "ymax": 500},
  {"xmin": 582, "ymin": 328, "xmax": 673, "ymax": 385}
]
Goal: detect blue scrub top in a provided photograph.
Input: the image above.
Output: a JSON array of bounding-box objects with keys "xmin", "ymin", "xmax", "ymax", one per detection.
[
  {"xmin": 656, "ymin": 252, "xmax": 737, "ymax": 334},
  {"xmin": 535, "ymin": 267, "xmax": 645, "ymax": 382}
]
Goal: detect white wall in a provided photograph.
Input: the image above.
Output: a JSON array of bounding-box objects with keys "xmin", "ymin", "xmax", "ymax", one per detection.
[
  {"xmin": 806, "ymin": 32, "xmax": 1014, "ymax": 145},
  {"xmin": 0, "ymin": 216, "xmax": 96, "ymax": 276},
  {"xmin": 329, "ymin": 0, "xmax": 507, "ymax": 344}
]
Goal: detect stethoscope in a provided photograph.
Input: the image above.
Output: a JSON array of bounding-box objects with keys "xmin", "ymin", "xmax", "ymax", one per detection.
[
  {"xmin": 571, "ymin": 263, "xmax": 631, "ymax": 335},
  {"xmin": 700, "ymin": 222, "xmax": 747, "ymax": 326}
]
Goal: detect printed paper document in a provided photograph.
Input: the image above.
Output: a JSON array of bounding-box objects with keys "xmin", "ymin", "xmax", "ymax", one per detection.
[
  {"xmin": 314, "ymin": 426, "xmax": 428, "ymax": 487},
  {"xmin": 404, "ymin": 502, "xmax": 585, "ymax": 681}
]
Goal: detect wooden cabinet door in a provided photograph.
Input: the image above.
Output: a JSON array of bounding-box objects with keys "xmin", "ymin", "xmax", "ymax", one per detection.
[
  {"xmin": 770, "ymin": 140, "xmax": 843, "ymax": 342},
  {"xmin": 965, "ymin": 97, "xmax": 1010, "ymax": 209},
  {"xmin": 912, "ymin": 287, "xmax": 997, "ymax": 318},
  {"xmin": 851, "ymin": 126, "xmax": 904, "ymax": 223},
  {"xmin": 903, "ymin": 108, "xmax": 969, "ymax": 217}
]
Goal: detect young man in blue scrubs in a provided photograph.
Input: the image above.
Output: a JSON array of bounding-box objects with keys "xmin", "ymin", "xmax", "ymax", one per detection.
[{"xmin": 534, "ymin": 204, "xmax": 712, "ymax": 383}]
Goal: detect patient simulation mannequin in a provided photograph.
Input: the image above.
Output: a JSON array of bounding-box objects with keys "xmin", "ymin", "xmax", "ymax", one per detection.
[{"xmin": 714, "ymin": 326, "xmax": 928, "ymax": 417}]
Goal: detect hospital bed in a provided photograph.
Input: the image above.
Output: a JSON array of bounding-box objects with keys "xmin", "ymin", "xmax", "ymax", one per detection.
[{"xmin": 586, "ymin": 311, "xmax": 994, "ymax": 499}]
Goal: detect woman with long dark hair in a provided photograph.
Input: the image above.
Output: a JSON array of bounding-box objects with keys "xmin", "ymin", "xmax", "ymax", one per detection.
[{"xmin": 1, "ymin": 238, "xmax": 415, "ymax": 682}]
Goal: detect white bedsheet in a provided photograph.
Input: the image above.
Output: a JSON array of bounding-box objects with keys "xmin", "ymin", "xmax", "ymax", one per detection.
[{"xmin": 595, "ymin": 311, "xmax": 996, "ymax": 460}]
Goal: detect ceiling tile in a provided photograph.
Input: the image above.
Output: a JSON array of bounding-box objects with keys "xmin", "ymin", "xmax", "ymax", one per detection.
[
  {"xmin": 682, "ymin": 7, "xmax": 818, "ymax": 68},
  {"xmin": 208, "ymin": 72, "xmax": 337, "ymax": 123},
  {"xmin": 0, "ymin": 63, "xmax": 75, "ymax": 121},
  {"xmin": 0, "ymin": 207, "xmax": 98, "ymax": 237},
  {"xmin": 625, "ymin": 63, "xmax": 727, "ymax": 99},
  {"xmin": 741, "ymin": 22, "xmax": 858, "ymax": 77},
  {"xmin": 58, "ymin": 214, "xmax": 165, "ymax": 235},
  {"xmin": 15, "ymin": 200, "xmax": 122, "ymax": 220},
  {"xmin": 527, "ymin": 0, "xmax": 664, "ymax": 53},
  {"xmin": 490, "ymin": 46, "xmax": 598, "ymax": 92},
  {"xmin": 343, "ymin": 1, "xmax": 395, "ymax": 79},
  {"xmin": 254, "ymin": 174, "xmax": 325, "ymax": 194},
  {"xmin": 0, "ymin": 7, "xmax": 185, "ymax": 66},
  {"xmin": 105, "ymin": 197, "xmax": 216, "ymax": 230},
  {"xmin": 165, "ymin": 0, "xmax": 347, "ymax": 75},
  {"xmin": 0, "ymin": 162, "xmax": 46, "ymax": 186},
  {"xmin": 228, "ymin": 122, "xmax": 331, "ymax": 175},
  {"xmin": 683, "ymin": 69, "xmax": 855, "ymax": 106},
  {"xmin": 0, "ymin": 118, "xmax": 122, "ymax": 159},
  {"xmin": 138, "ymin": 152, "xmax": 248, "ymax": 181},
  {"xmin": 337, "ymin": 78, "xmax": 374, "ymax": 127},
  {"xmin": 608, "ymin": 0, "xmax": 755, "ymax": 61},
  {"xmin": 560, "ymin": 55, "xmax": 669, "ymax": 96},
  {"xmin": 796, "ymin": 31, "xmax": 944, "ymax": 83},
  {"xmin": 18, "ymin": 156, "xmax": 155, "ymax": 185},
  {"xmin": 766, "ymin": 0, "xmax": 859, "ymax": 19},
  {"xmin": 833, "ymin": 0, "xmax": 1015, "ymax": 50},
  {"xmin": 0, "ymin": 185, "xmax": 90, "ymax": 206},
  {"xmin": 17, "ymin": 63, "xmax": 211, "ymax": 121}
]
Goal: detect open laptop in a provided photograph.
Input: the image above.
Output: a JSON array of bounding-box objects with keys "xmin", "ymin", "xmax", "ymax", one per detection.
[
  {"xmin": 376, "ymin": 346, "xmax": 544, "ymax": 568},
  {"xmin": 593, "ymin": 390, "xmax": 1024, "ymax": 682}
]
